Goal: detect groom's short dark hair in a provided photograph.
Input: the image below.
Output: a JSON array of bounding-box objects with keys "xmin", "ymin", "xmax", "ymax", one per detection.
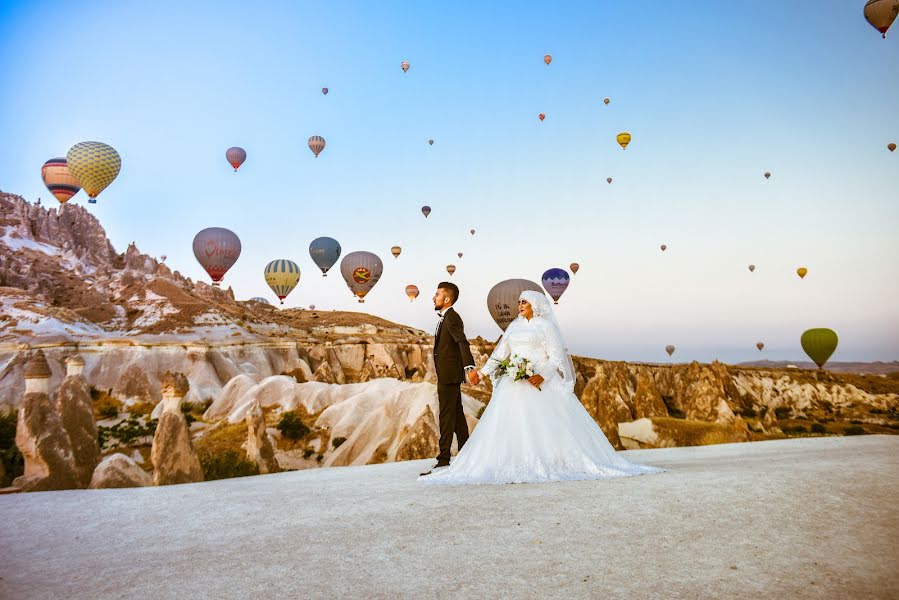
[{"xmin": 438, "ymin": 281, "xmax": 459, "ymax": 304}]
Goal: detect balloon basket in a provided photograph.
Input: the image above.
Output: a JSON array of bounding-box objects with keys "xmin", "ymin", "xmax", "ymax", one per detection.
[{"xmin": 88, "ymin": 198, "xmax": 97, "ymax": 204}]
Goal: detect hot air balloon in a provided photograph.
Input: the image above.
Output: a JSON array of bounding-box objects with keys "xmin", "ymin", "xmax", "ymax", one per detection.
[
  {"xmin": 544, "ymin": 54, "xmax": 552, "ymax": 65},
  {"xmin": 538, "ymin": 113, "xmax": 546, "ymax": 121},
  {"xmin": 446, "ymin": 264, "xmax": 456, "ymax": 276},
  {"xmin": 889, "ymin": 143, "xmax": 896, "ymax": 152},
  {"xmin": 616, "ymin": 132, "xmax": 631, "ymax": 150},
  {"xmin": 308, "ymin": 136, "xmax": 326, "ymax": 158},
  {"xmin": 764, "ymin": 171, "xmax": 771, "ymax": 180},
  {"xmin": 401, "ymin": 60, "xmax": 410, "ymax": 73},
  {"xmin": 457, "ymin": 252, "xmax": 463, "ymax": 259},
  {"xmin": 41, "ymin": 158, "xmax": 81, "ymax": 204},
  {"xmin": 428, "ymin": 139, "xmax": 434, "ymax": 146},
  {"xmin": 421, "ymin": 205, "xmax": 431, "ymax": 218},
  {"xmin": 340, "ymin": 251, "xmax": 383, "ymax": 302},
  {"xmin": 391, "ymin": 246, "xmax": 402, "ymax": 259},
  {"xmin": 801, "ymin": 328, "xmax": 838, "ymax": 369},
  {"xmin": 660, "ymin": 244, "xmax": 667, "ymax": 252},
  {"xmin": 226, "ymin": 147, "xmax": 246, "ymax": 171},
  {"xmin": 160, "ymin": 255, "xmax": 167, "ymax": 262},
  {"xmin": 541, "ymin": 268, "xmax": 570, "ymax": 304},
  {"xmin": 665, "ymin": 345, "xmax": 676, "ymax": 357},
  {"xmin": 487, "ymin": 279, "xmax": 544, "ymax": 331},
  {"xmin": 309, "ymin": 237, "xmax": 341, "ymax": 276},
  {"xmin": 864, "ymin": 0, "xmax": 899, "ymax": 38},
  {"xmin": 264, "ymin": 259, "xmax": 301, "ymax": 305},
  {"xmin": 570, "ymin": 262, "xmax": 579, "ymax": 274},
  {"xmin": 192, "ymin": 227, "xmax": 241, "ymax": 286},
  {"xmin": 250, "ymin": 297, "xmax": 270, "ymax": 305},
  {"xmin": 797, "ymin": 267, "xmax": 808, "ymax": 279},
  {"xmin": 756, "ymin": 342, "xmax": 765, "ymax": 351},
  {"xmin": 66, "ymin": 141, "xmax": 121, "ymax": 204},
  {"xmin": 470, "ymin": 229, "xmax": 475, "ymax": 235},
  {"xmin": 603, "ymin": 98, "xmax": 610, "ymax": 105},
  {"xmin": 748, "ymin": 264, "xmax": 756, "ymax": 272},
  {"xmin": 405, "ymin": 284, "xmax": 419, "ymax": 302},
  {"xmin": 309, "ymin": 304, "xmax": 315, "ymax": 310},
  {"xmin": 607, "ymin": 177, "xmax": 613, "ymax": 184},
  {"xmin": 322, "ymin": 87, "xmax": 329, "ymax": 95}
]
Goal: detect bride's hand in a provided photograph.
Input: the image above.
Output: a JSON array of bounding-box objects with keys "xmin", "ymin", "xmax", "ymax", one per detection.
[{"xmin": 528, "ymin": 374, "xmax": 544, "ymax": 389}]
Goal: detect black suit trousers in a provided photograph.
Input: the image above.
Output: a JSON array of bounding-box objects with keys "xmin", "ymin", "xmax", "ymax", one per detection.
[{"xmin": 437, "ymin": 382, "xmax": 469, "ymax": 465}]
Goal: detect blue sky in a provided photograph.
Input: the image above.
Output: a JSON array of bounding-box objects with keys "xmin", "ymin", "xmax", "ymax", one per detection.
[{"xmin": 1, "ymin": 1, "xmax": 897, "ymax": 363}]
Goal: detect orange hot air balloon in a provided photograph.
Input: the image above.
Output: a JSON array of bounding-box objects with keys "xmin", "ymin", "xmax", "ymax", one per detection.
[
  {"xmin": 764, "ymin": 171, "xmax": 771, "ymax": 180},
  {"xmin": 570, "ymin": 262, "xmax": 579, "ymax": 274},
  {"xmin": 391, "ymin": 246, "xmax": 402, "ymax": 258},
  {"xmin": 796, "ymin": 267, "xmax": 808, "ymax": 279},
  {"xmin": 446, "ymin": 264, "xmax": 456, "ymax": 276},
  {"xmin": 41, "ymin": 158, "xmax": 81, "ymax": 204},
  {"xmin": 457, "ymin": 252, "xmax": 463, "ymax": 259},
  {"xmin": 544, "ymin": 54, "xmax": 552, "ymax": 65},
  {"xmin": 308, "ymin": 136, "xmax": 326, "ymax": 158},
  {"xmin": 405, "ymin": 284, "xmax": 419, "ymax": 302},
  {"xmin": 538, "ymin": 113, "xmax": 545, "ymax": 121},
  {"xmin": 226, "ymin": 147, "xmax": 246, "ymax": 171},
  {"xmin": 660, "ymin": 244, "xmax": 667, "ymax": 252},
  {"xmin": 889, "ymin": 143, "xmax": 896, "ymax": 152},
  {"xmin": 756, "ymin": 342, "xmax": 765, "ymax": 351},
  {"xmin": 607, "ymin": 177, "xmax": 613, "ymax": 184},
  {"xmin": 864, "ymin": 0, "xmax": 899, "ymax": 38}
]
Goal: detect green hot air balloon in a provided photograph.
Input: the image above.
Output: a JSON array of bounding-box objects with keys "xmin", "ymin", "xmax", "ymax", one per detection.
[{"xmin": 800, "ymin": 328, "xmax": 838, "ymax": 369}]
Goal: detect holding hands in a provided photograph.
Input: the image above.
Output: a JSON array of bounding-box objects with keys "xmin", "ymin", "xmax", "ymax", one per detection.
[{"xmin": 467, "ymin": 369, "xmax": 481, "ymax": 386}]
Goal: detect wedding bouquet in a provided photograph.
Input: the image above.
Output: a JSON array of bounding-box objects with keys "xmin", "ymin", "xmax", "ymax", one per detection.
[{"xmin": 492, "ymin": 354, "xmax": 541, "ymax": 391}]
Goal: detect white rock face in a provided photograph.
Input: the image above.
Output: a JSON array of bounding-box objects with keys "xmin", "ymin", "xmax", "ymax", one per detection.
[{"xmin": 89, "ymin": 453, "xmax": 153, "ymax": 488}]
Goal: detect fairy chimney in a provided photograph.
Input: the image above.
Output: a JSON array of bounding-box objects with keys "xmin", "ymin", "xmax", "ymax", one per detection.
[
  {"xmin": 24, "ymin": 350, "xmax": 51, "ymax": 395},
  {"xmin": 151, "ymin": 372, "xmax": 203, "ymax": 486},
  {"xmin": 65, "ymin": 353, "xmax": 85, "ymax": 377}
]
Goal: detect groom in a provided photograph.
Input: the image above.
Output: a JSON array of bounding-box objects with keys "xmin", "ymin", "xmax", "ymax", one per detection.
[{"xmin": 421, "ymin": 282, "xmax": 480, "ymax": 476}]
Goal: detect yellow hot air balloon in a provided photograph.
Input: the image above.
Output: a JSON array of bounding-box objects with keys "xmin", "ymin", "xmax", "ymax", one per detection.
[
  {"xmin": 446, "ymin": 264, "xmax": 456, "ymax": 276},
  {"xmin": 391, "ymin": 246, "xmax": 402, "ymax": 259},
  {"xmin": 264, "ymin": 259, "xmax": 301, "ymax": 304},
  {"xmin": 796, "ymin": 267, "xmax": 808, "ymax": 279},
  {"xmin": 616, "ymin": 132, "xmax": 631, "ymax": 150},
  {"xmin": 543, "ymin": 54, "xmax": 552, "ymax": 65},
  {"xmin": 66, "ymin": 141, "xmax": 121, "ymax": 204},
  {"xmin": 405, "ymin": 284, "xmax": 419, "ymax": 302}
]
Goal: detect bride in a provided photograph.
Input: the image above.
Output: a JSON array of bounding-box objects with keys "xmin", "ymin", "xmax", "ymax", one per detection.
[{"xmin": 419, "ymin": 290, "xmax": 665, "ymax": 485}]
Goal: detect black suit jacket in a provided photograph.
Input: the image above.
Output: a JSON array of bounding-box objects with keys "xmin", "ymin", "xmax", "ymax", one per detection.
[{"xmin": 433, "ymin": 307, "xmax": 475, "ymax": 385}]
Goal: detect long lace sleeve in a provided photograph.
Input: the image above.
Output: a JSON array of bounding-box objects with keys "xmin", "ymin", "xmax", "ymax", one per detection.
[
  {"xmin": 533, "ymin": 319, "xmax": 566, "ymax": 382},
  {"xmin": 479, "ymin": 334, "xmax": 510, "ymax": 379}
]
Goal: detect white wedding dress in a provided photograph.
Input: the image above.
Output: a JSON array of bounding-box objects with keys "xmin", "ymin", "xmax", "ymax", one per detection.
[{"xmin": 419, "ymin": 291, "xmax": 665, "ymax": 485}]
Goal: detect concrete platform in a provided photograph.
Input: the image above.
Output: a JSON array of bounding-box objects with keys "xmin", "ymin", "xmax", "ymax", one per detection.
[{"xmin": 1, "ymin": 435, "xmax": 896, "ymax": 599}]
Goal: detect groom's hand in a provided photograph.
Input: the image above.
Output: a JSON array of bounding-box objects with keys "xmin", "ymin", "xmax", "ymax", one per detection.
[
  {"xmin": 468, "ymin": 370, "xmax": 481, "ymax": 385},
  {"xmin": 528, "ymin": 374, "xmax": 544, "ymax": 389}
]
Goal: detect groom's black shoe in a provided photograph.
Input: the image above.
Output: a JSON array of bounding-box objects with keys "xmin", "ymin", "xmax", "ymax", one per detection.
[{"xmin": 420, "ymin": 462, "xmax": 450, "ymax": 476}]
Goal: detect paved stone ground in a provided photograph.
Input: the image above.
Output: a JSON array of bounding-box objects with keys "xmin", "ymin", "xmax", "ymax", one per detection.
[{"xmin": 1, "ymin": 435, "xmax": 896, "ymax": 599}]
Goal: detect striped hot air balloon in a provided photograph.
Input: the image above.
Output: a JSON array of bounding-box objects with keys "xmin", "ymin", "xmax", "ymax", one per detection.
[
  {"xmin": 264, "ymin": 259, "xmax": 301, "ymax": 304},
  {"xmin": 308, "ymin": 136, "xmax": 326, "ymax": 157},
  {"xmin": 570, "ymin": 262, "xmax": 580, "ymax": 275},
  {"xmin": 41, "ymin": 158, "xmax": 81, "ymax": 204},
  {"xmin": 66, "ymin": 141, "xmax": 121, "ymax": 204}
]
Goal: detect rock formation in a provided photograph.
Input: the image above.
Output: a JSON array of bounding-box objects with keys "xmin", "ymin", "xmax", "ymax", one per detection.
[
  {"xmin": 89, "ymin": 453, "xmax": 153, "ymax": 488},
  {"xmin": 150, "ymin": 372, "xmax": 203, "ymax": 486},
  {"xmin": 12, "ymin": 351, "xmax": 80, "ymax": 491},
  {"xmin": 246, "ymin": 401, "xmax": 279, "ymax": 474},
  {"xmin": 54, "ymin": 354, "xmax": 99, "ymax": 487}
]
